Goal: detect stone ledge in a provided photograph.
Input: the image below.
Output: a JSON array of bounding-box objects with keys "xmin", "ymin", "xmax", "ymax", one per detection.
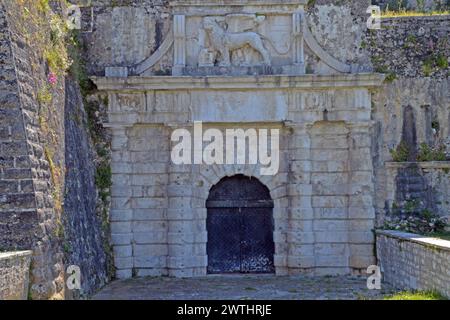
[
  {"xmin": 376, "ymin": 230, "xmax": 450, "ymax": 252},
  {"xmin": 0, "ymin": 250, "xmax": 32, "ymax": 300},
  {"xmin": 170, "ymin": 0, "xmax": 307, "ymax": 6},
  {"xmin": 92, "ymin": 73, "xmax": 386, "ymax": 91},
  {"xmin": 385, "ymin": 161, "xmax": 450, "ymax": 169},
  {"xmin": 0, "ymin": 250, "xmax": 33, "ymax": 260}
]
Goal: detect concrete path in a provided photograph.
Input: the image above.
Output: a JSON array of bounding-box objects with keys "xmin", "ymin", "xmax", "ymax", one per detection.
[{"xmin": 93, "ymin": 275, "xmax": 396, "ymax": 300}]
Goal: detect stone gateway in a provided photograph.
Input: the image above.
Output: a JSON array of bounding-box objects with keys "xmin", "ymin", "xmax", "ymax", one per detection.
[
  {"xmin": 92, "ymin": 0, "xmax": 384, "ymax": 279},
  {"xmin": 206, "ymin": 175, "xmax": 275, "ymax": 274}
]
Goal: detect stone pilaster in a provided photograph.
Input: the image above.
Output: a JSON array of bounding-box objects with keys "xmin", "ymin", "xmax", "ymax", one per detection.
[
  {"xmin": 347, "ymin": 122, "xmax": 376, "ymax": 273},
  {"xmin": 167, "ymin": 124, "xmax": 207, "ymax": 277},
  {"xmin": 109, "ymin": 127, "xmax": 133, "ymax": 279},
  {"xmin": 172, "ymin": 15, "xmax": 186, "ymax": 76},
  {"xmin": 291, "ymin": 11, "xmax": 305, "ymax": 74},
  {"xmin": 286, "ymin": 123, "xmax": 315, "ymax": 275}
]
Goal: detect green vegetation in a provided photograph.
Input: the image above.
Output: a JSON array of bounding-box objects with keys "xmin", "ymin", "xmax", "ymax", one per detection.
[
  {"xmin": 374, "ymin": 64, "xmax": 397, "ymax": 83},
  {"xmin": 404, "ymin": 199, "xmax": 420, "ymax": 214},
  {"xmin": 417, "ymin": 143, "xmax": 447, "ymax": 162},
  {"xmin": 384, "ymin": 291, "xmax": 448, "ymax": 300},
  {"xmin": 384, "ymin": 72, "xmax": 397, "ymax": 82},
  {"xmin": 381, "ymin": 10, "xmax": 450, "ymax": 17},
  {"xmin": 426, "ymin": 231, "xmax": 450, "ymax": 241},
  {"xmin": 68, "ymin": 30, "xmax": 96, "ymax": 97},
  {"xmin": 390, "ymin": 142, "xmax": 447, "ymax": 162},
  {"xmin": 306, "ymin": 0, "xmax": 316, "ymax": 8},
  {"xmin": 436, "ymin": 54, "xmax": 449, "ymax": 69},
  {"xmin": 422, "ymin": 58, "xmax": 433, "ymax": 77},
  {"xmin": 17, "ymin": 1, "xmax": 71, "ymax": 232},
  {"xmin": 385, "ymin": 203, "xmax": 448, "ymax": 235},
  {"xmin": 390, "ymin": 141, "xmax": 410, "ymax": 162},
  {"xmin": 37, "ymin": 85, "xmax": 53, "ymax": 106},
  {"xmin": 421, "ymin": 54, "xmax": 449, "ymax": 76},
  {"xmin": 381, "ymin": 0, "xmax": 450, "ymax": 17},
  {"xmin": 95, "ymin": 163, "xmax": 113, "ymax": 203}
]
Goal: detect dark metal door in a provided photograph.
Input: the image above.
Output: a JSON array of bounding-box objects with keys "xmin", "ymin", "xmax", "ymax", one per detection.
[{"xmin": 206, "ymin": 175, "xmax": 275, "ymax": 274}]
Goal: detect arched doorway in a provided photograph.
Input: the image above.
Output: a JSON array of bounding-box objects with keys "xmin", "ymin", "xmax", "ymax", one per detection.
[{"xmin": 206, "ymin": 175, "xmax": 275, "ymax": 274}]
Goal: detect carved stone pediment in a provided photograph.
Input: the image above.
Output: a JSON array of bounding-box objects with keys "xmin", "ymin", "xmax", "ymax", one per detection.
[{"xmin": 125, "ymin": 0, "xmax": 358, "ymax": 77}]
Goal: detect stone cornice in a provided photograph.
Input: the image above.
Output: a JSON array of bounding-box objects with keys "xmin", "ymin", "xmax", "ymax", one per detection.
[
  {"xmin": 169, "ymin": 1, "xmax": 306, "ymax": 16},
  {"xmin": 170, "ymin": 0, "xmax": 307, "ymax": 8},
  {"xmin": 92, "ymin": 73, "xmax": 386, "ymax": 92}
]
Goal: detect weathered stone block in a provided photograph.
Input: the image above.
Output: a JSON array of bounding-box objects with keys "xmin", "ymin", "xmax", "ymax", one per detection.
[
  {"xmin": 134, "ymin": 231, "xmax": 167, "ymax": 245},
  {"xmin": 0, "ymin": 251, "xmax": 32, "ymax": 300},
  {"xmin": 287, "ymin": 256, "xmax": 315, "ymax": 268},
  {"xmin": 113, "ymin": 245, "xmax": 133, "ymax": 258},
  {"xmin": 111, "ymin": 233, "xmax": 133, "ymax": 246},
  {"xmin": 115, "ymin": 269, "xmax": 133, "ymax": 280},
  {"xmin": 114, "ymin": 257, "xmax": 133, "ymax": 269},
  {"xmin": 133, "ymin": 209, "xmax": 166, "ymax": 221},
  {"xmin": 134, "ymin": 244, "xmax": 168, "ymax": 257},
  {"xmin": 315, "ymin": 255, "xmax": 348, "ymax": 267},
  {"xmin": 110, "ymin": 222, "xmax": 132, "ymax": 234},
  {"xmin": 315, "ymin": 231, "xmax": 348, "ymax": 243},
  {"xmin": 110, "ymin": 209, "xmax": 133, "ymax": 222}
]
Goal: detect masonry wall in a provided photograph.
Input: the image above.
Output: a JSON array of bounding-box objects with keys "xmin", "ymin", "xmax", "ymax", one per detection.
[
  {"xmin": 372, "ymin": 78, "xmax": 450, "ymax": 223},
  {"xmin": 99, "ymin": 76, "xmax": 379, "ymax": 278},
  {"xmin": 0, "ymin": 0, "xmax": 66, "ymax": 299},
  {"xmin": 373, "ymin": 0, "xmax": 450, "ymax": 11},
  {"xmin": 0, "ymin": 251, "xmax": 32, "ymax": 300},
  {"xmin": 73, "ymin": 0, "xmax": 372, "ymax": 75},
  {"xmin": 384, "ymin": 162, "xmax": 450, "ymax": 223},
  {"xmin": 0, "ymin": 1, "xmax": 110, "ymax": 299},
  {"xmin": 376, "ymin": 230, "xmax": 450, "ymax": 297},
  {"xmin": 368, "ymin": 15, "xmax": 450, "ymax": 223},
  {"xmin": 0, "ymin": 1, "xmax": 38, "ymax": 251},
  {"xmin": 63, "ymin": 78, "xmax": 111, "ymax": 296}
]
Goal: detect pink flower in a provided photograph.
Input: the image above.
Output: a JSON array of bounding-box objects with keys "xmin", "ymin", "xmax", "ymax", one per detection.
[{"xmin": 48, "ymin": 72, "xmax": 57, "ymax": 86}]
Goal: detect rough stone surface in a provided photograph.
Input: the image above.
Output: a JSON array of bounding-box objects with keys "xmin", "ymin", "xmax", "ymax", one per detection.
[
  {"xmin": 1, "ymin": 0, "xmax": 449, "ymax": 299},
  {"xmin": 63, "ymin": 78, "xmax": 111, "ymax": 297},
  {"xmin": 0, "ymin": 0, "xmax": 66, "ymax": 299},
  {"xmin": 376, "ymin": 230, "xmax": 450, "ymax": 298},
  {"xmin": 373, "ymin": 0, "xmax": 450, "ymax": 12},
  {"xmin": 93, "ymin": 274, "xmax": 396, "ymax": 300},
  {"xmin": 367, "ymin": 15, "xmax": 450, "ymax": 78},
  {"xmin": 93, "ymin": 0, "xmax": 383, "ymax": 278},
  {"xmin": 0, "ymin": 251, "xmax": 32, "ymax": 300},
  {"xmin": 372, "ymin": 77, "xmax": 449, "ymax": 224},
  {"xmin": 71, "ymin": 0, "xmax": 172, "ymax": 75},
  {"xmin": 0, "ymin": 1, "xmax": 111, "ymax": 299}
]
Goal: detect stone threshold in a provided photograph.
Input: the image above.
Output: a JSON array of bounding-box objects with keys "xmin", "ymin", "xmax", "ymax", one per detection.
[{"xmin": 376, "ymin": 230, "xmax": 450, "ymax": 252}]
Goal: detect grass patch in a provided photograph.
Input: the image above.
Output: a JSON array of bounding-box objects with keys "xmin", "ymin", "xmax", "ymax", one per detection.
[
  {"xmin": 384, "ymin": 291, "xmax": 448, "ymax": 300},
  {"xmin": 390, "ymin": 141, "xmax": 410, "ymax": 162},
  {"xmin": 417, "ymin": 143, "xmax": 447, "ymax": 162},
  {"xmin": 381, "ymin": 10, "xmax": 450, "ymax": 18},
  {"xmin": 426, "ymin": 231, "xmax": 450, "ymax": 241}
]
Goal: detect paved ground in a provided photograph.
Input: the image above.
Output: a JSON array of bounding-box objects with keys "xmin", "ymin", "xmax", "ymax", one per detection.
[{"xmin": 93, "ymin": 275, "xmax": 396, "ymax": 300}]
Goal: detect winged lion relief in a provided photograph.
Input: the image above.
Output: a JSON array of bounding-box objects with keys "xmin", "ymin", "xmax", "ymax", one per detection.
[{"xmin": 198, "ymin": 14, "xmax": 290, "ymax": 68}]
